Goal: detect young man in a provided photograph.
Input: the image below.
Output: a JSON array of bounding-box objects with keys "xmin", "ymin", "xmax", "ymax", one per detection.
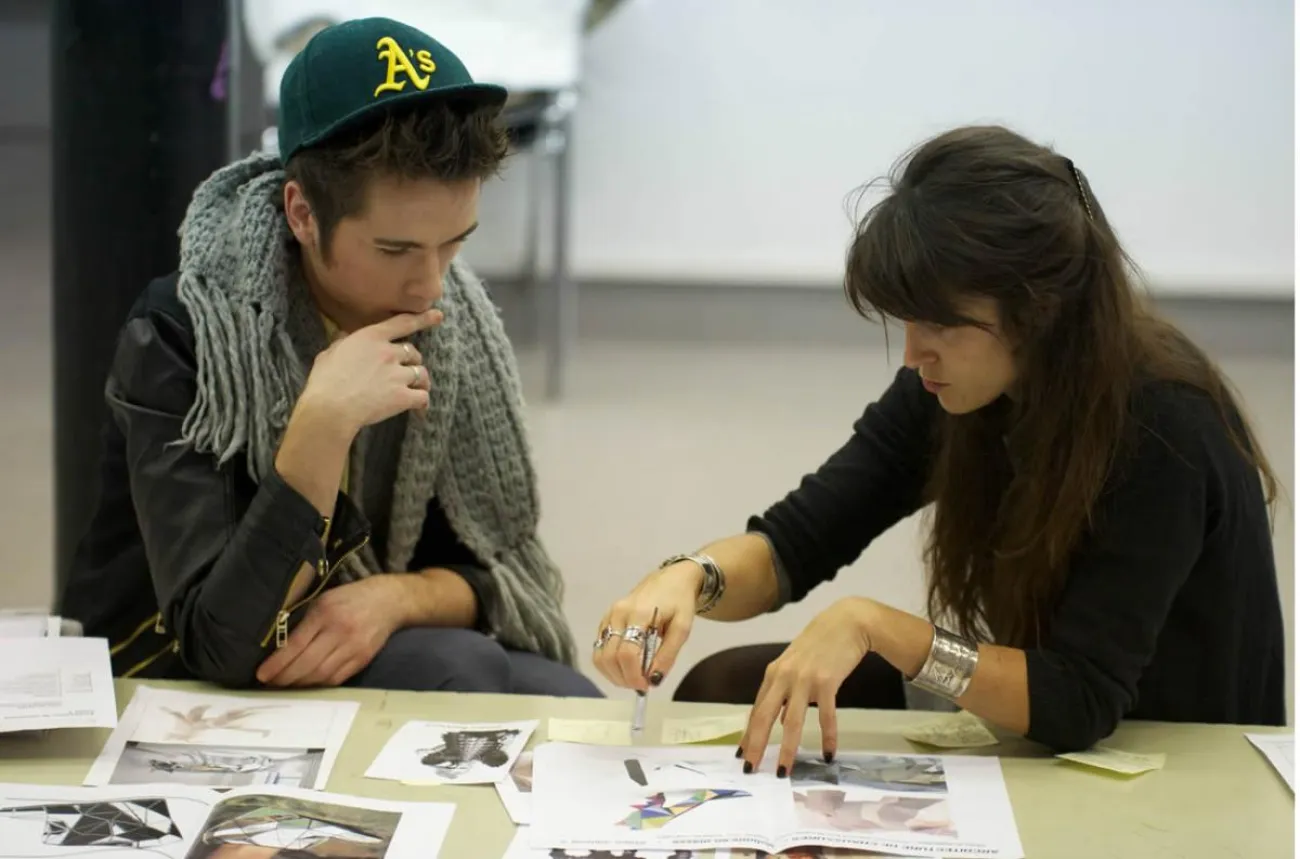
[{"xmin": 61, "ymin": 17, "xmax": 598, "ymax": 698}]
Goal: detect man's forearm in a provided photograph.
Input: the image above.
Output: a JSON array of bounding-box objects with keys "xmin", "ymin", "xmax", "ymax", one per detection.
[
  {"xmin": 388, "ymin": 568, "xmax": 480, "ymax": 629},
  {"xmin": 273, "ymin": 398, "xmax": 353, "ymax": 605},
  {"xmin": 665, "ymin": 533, "xmax": 781, "ymax": 622}
]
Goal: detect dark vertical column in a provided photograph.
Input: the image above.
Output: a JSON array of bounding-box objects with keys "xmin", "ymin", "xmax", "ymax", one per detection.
[{"xmin": 50, "ymin": 1, "xmax": 229, "ymax": 596}]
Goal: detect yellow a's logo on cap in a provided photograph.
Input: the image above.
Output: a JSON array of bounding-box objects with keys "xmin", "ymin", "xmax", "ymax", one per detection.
[{"xmin": 374, "ymin": 36, "xmax": 436, "ymax": 98}]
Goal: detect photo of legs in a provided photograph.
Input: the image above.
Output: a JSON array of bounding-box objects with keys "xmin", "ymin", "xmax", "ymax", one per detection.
[
  {"xmin": 793, "ymin": 789, "xmax": 956, "ymax": 837},
  {"xmin": 184, "ymin": 793, "xmax": 401, "ymax": 859},
  {"xmin": 790, "ymin": 754, "xmax": 947, "ymax": 794},
  {"xmin": 110, "ymin": 742, "xmax": 324, "ymax": 788}
]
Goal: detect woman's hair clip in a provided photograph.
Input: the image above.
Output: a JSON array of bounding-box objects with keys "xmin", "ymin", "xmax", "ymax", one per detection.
[{"xmin": 1062, "ymin": 157, "xmax": 1095, "ymax": 222}]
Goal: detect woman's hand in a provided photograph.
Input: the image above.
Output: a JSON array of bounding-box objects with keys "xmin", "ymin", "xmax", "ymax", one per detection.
[
  {"xmin": 738, "ymin": 597, "xmax": 877, "ymax": 776},
  {"xmin": 591, "ymin": 561, "xmax": 704, "ymax": 691}
]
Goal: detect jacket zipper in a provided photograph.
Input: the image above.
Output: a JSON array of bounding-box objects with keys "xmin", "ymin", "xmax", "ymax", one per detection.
[
  {"xmin": 123, "ymin": 639, "xmax": 179, "ymax": 678},
  {"xmin": 110, "ymin": 612, "xmax": 162, "ymax": 656},
  {"xmin": 261, "ymin": 528, "xmax": 370, "ymax": 650}
]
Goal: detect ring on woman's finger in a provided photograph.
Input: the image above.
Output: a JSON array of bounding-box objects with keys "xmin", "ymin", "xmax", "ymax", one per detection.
[
  {"xmin": 409, "ymin": 365, "xmax": 421, "ymax": 387},
  {"xmin": 402, "ymin": 342, "xmax": 416, "ymax": 363},
  {"xmin": 593, "ymin": 625, "xmax": 617, "ymax": 651},
  {"xmin": 621, "ymin": 625, "xmax": 646, "ymax": 646}
]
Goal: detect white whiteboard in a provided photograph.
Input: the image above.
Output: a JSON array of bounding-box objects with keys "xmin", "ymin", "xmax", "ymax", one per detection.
[{"xmin": 531, "ymin": 0, "xmax": 1293, "ymax": 296}]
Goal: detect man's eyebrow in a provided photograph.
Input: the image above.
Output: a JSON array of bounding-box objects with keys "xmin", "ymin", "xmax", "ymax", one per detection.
[{"xmin": 374, "ymin": 222, "xmax": 478, "ymax": 248}]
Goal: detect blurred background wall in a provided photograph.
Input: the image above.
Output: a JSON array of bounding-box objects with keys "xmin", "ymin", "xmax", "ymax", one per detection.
[{"xmin": 0, "ymin": 0, "xmax": 1293, "ymax": 713}]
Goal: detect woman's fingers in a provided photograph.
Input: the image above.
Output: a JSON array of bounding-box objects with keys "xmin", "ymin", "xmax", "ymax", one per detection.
[
  {"xmin": 777, "ymin": 687, "xmax": 812, "ymax": 778},
  {"xmin": 818, "ymin": 687, "xmax": 839, "ymax": 763},
  {"xmin": 590, "ymin": 611, "xmax": 624, "ymax": 686},
  {"xmin": 648, "ymin": 611, "xmax": 691, "ymax": 686},
  {"xmin": 612, "ymin": 605, "xmax": 662, "ymax": 691},
  {"xmin": 739, "ymin": 657, "xmax": 786, "ymax": 773}
]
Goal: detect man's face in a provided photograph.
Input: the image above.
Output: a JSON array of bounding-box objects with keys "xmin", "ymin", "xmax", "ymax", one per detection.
[{"xmin": 285, "ymin": 173, "xmax": 481, "ymax": 333}]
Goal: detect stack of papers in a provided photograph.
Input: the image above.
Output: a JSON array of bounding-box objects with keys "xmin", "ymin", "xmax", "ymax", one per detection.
[
  {"xmin": 85, "ymin": 686, "xmax": 358, "ymax": 790},
  {"xmin": 0, "ymin": 637, "xmax": 117, "ymax": 734},
  {"xmin": 529, "ymin": 742, "xmax": 1025, "ymax": 858},
  {"xmin": 0, "ymin": 782, "xmax": 454, "ymax": 858}
]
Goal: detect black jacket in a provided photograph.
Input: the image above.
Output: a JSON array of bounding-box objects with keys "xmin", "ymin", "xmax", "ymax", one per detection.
[{"xmin": 61, "ymin": 273, "xmax": 499, "ymax": 687}]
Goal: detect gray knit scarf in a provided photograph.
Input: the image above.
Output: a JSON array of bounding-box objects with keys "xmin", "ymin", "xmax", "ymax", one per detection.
[{"xmin": 173, "ymin": 152, "xmax": 576, "ymax": 667}]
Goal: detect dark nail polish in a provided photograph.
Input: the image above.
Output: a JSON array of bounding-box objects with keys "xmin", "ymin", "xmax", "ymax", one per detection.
[
  {"xmin": 735, "ymin": 746, "xmax": 743, "ymax": 758},
  {"xmin": 823, "ymin": 750, "xmax": 835, "ymax": 763},
  {"xmin": 777, "ymin": 765, "xmax": 788, "ymax": 779},
  {"xmin": 742, "ymin": 761, "xmax": 753, "ymax": 775},
  {"xmin": 650, "ymin": 671, "xmax": 663, "ymax": 686}
]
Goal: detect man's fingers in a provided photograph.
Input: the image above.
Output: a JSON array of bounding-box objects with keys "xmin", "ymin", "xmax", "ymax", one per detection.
[
  {"xmin": 269, "ymin": 633, "xmax": 335, "ymax": 688},
  {"xmin": 302, "ymin": 645, "xmax": 353, "ymax": 689},
  {"xmin": 818, "ymin": 686, "xmax": 839, "ymax": 762},
  {"xmin": 369, "ymin": 308, "xmax": 443, "ymax": 341},
  {"xmin": 256, "ymin": 613, "xmax": 320, "ymax": 684}
]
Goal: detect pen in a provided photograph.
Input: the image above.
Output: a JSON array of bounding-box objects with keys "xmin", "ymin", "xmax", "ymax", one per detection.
[{"xmin": 631, "ymin": 608, "xmax": 661, "ymax": 743}]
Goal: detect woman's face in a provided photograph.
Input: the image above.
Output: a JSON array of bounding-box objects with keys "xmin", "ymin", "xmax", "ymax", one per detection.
[{"xmin": 902, "ymin": 295, "xmax": 1017, "ymax": 414}]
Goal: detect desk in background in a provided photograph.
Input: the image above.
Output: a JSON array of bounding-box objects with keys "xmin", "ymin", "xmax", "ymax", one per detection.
[{"xmin": 0, "ymin": 679, "xmax": 1290, "ymax": 858}]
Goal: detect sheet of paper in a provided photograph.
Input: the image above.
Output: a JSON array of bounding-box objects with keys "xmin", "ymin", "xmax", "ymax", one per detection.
[
  {"xmin": 662, "ymin": 713, "xmax": 750, "ymax": 746},
  {"xmin": 369, "ymin": 719, "xmax": 535, "ymax": 785},
  {"xmin": 502, "ymin": 825, "xmax": 736, "ymax": 858},
  {"xmin": 1246, "ymin": 732, "xmax": 1294, "ymax": 791},
  {"xmin": 1056, "ymin": 746, "xmax": 1166, "ymax": 775},
  {"xmin": 548, "ymin": 717, "xmax": 633, "ymax": 745},
  {"xmin": 0, "ymin": 612, "xmax": 60, "ymax": 638},
  {"xmin": 84, "ymin": 685, "xmax": 359, "ymax": 790},
  {"xmin": 195, "ymin": 784, "xmax": 456, "ymax": 859},
  {"xmin": 0, "ymin": 781, "xmax": 218, "ymax": 859},
  {"xmin": 0, "ymin": 781, "xmax": 457, "ymax": 859},
  {"xmin": 530, "ymin": 742, "xmax": 1025, "ymax": 858},
  {"xmin": 494, "ymin": 749, "xmax": 534, "ymax": 824},
  {"xmin": 902, "ymin": 711, "xmax": 1000, "ymax": 748},
  {"xmin": 0, "ymin": 637, "xmax": 117, "ymax": 733}
]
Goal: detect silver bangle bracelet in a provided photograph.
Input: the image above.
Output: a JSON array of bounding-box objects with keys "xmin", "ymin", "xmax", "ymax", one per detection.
[
  {"xmin": 659, "ymin": 552, "xmax": 725, "ymax": 614},
  {"xmin": 909, "ymin": 626, "xmax": 980, "ymax": 700}
]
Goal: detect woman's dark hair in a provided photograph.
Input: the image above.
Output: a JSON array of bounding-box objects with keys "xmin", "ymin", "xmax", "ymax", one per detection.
[
  {"xmin": 844, "ymin": 124, "xmax": 1278, "ymax": 648},
  {"xmin": 283, "ymin": 100, "xmax": 509, "ymax": 260}
]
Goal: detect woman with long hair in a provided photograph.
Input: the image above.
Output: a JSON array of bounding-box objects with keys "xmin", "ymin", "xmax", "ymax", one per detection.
[{"xmin": 591, "ymin": 125, "xmax": 1285, "ymax": 768}]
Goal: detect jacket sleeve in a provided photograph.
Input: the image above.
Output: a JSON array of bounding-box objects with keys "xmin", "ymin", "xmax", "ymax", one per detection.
[
  {"xmin": 107, "ymin": 305, "xmax": 333, "ymax": 688},
  {"xmin": 1023, "ymin": 388, "xmax": 1211, "ymax": 753},
  {"xmin": 407, "ymin": 497, "xmax": 501, "ymax": 635},
  {"xmin": 746, "ymin": 366, "xmax": 939, "ymax": 607}
]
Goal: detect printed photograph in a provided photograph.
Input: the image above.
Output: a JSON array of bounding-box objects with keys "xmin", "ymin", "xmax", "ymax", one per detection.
[
  {"xmin": 0, "ymin": 792, "xmax": 213, "ymax": 859},
  {"xmin": 110, "ymin": 742, "xmax": 324, "ymax": 788},
  {"xmin": 419, "ymin": 727, "xmax": 522, "ymax": 780},
  {"xmin": 511, "ymin": 750, "xmax": 534, "ymax": 793},
  {"xmin": 793, "ymin": 789, "xmax": 956, "ymax": 838},
  {"xmin": 184, "ymin": 793, "xmax": 401, "ymax": 859},
  {"xmin": 789, "ymin": 754, "xmax": 947, "ymax": 794},
  {"xmin": 618, "ymin": 789, "xmax": 752, "ymax": 831},
  {"xmin": 366, "ymin": 720, "xmax": 536, "ymax": 785}
]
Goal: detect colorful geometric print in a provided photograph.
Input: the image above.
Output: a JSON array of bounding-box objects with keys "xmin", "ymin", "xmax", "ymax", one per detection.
[{"xmin": 619, "ymin": 788, "xmax": 750, "ymax": 830}]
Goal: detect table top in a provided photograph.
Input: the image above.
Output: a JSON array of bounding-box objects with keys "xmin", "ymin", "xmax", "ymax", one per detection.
[{"xmin": 0, "ymin": 679, "xmax": 1290, "ymax": 858}]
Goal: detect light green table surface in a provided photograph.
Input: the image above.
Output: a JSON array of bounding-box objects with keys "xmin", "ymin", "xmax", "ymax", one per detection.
[{"xmin": 0, "ymin": 679, "xmax": 1290, "ymax": 858}]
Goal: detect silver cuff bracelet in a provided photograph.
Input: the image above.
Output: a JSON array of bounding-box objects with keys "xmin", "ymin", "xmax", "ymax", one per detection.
[{"xmin": 909, "ymin": 626, "xmax": 980, "ymax": 700}]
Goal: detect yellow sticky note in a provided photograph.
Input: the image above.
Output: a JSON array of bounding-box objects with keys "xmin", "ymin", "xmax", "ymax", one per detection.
[
  {"xmin": 547, "ymin": 717, "xmax": 632, "ymax": 745},
  {"xmin": 902, "ymin": 712, "xmax": 999, "ymax": 749},
  {"xmin": 661, "ymin": 714, "xmax": 750, "ymax": 745},
  {"xmin": 1057, "ymin": 746, "xmax": 1166, "ymax": 775}
]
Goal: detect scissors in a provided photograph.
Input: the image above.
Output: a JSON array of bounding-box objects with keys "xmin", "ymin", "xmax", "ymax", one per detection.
[{"xmin": 630, "ymin": 607, "xmax": 661, "ymax": 742}]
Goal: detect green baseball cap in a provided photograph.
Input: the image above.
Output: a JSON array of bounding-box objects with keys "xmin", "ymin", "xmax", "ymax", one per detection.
[{"xmin": 276, "ymin": 16, "xmax": 509, "ymax": 162}]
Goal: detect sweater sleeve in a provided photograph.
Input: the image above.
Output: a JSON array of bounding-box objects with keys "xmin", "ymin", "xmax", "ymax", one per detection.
[
  {"xmin": 1024, "ymin": 386, "xmax": 1212, "ymax": 752},
  {"xmin": 746, "ymin": 366, "xmax": 938, "ymax": 607}
]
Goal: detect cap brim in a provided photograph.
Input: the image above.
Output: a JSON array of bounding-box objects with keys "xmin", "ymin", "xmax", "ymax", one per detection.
[{"xmin": 290, "ymin": 82, "xmax": 511, "ymax": 159}]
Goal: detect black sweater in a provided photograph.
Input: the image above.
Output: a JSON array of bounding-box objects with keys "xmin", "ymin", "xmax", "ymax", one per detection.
[{"xmin": 748, "ymin": 366, "xmax": 1286, "ymax": 752}]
